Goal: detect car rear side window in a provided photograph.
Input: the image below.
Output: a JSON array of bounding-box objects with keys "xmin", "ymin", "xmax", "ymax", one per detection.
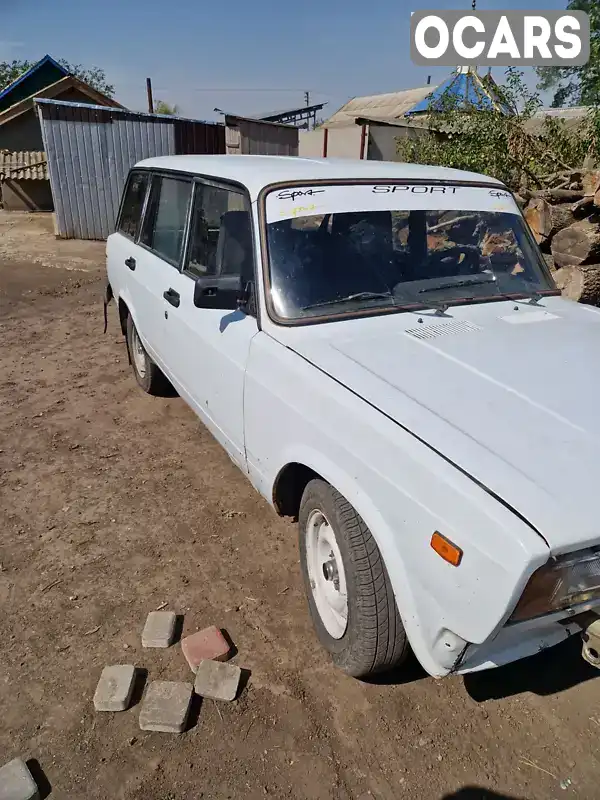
[
  {"xmin": 118, "ymin": 171, "xmax": 149, "ymax": 239},
  {"xmin": 141, "ymin": 175, "xmax": 192, "ymax": 266}
]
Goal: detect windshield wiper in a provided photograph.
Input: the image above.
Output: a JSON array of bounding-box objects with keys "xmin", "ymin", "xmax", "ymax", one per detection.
[
  {"xmin": 302, "ymin": 291, "xmax": 394, "ymax": 311},
  {"xmin": 418, "ymin": 276, "xmax": 497, "ymax": 294}
]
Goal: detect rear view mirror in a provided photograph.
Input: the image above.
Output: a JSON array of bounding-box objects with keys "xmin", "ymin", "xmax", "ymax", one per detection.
[{"xmin": 193, "ymin": 276, "xmax": 242, "ymax": 310}]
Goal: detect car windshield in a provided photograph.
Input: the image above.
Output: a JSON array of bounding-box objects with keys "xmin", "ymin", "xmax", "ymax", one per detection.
[{"xmin": 264, "ymin": 182, "xmax": 555, "ymax": 321}]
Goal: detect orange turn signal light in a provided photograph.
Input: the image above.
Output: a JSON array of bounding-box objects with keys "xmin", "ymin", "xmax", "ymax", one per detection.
[{"xmin": 431, "ymin": 532, "xmax": 463, "ymax": 567}]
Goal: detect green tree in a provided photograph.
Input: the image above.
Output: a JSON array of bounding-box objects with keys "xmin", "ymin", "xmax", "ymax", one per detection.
[
  {"xmin": 0, "ymin": 58, "xmax": 114, "ymax": 97},
  {"xmin": 155, "ymin": 100, "xmax": 179, "ymax": 116},
  {"xmin": 535, "ymin": 0, "xmax": 600, "ymax": 107},
  {"xmin": 397, "ymin": 69, "xmax": 597, "ymax": 192}
]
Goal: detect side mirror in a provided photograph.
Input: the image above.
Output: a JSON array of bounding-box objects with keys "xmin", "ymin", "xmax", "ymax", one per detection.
[{"xmin": 193, "ymin": 275, "xmax": 243, "ymax": 310}]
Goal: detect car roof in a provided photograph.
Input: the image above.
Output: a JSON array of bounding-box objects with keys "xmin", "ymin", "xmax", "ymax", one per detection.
[{"xmin": 134, "ymin": 155, "xmax": 503, "ymax": 199}]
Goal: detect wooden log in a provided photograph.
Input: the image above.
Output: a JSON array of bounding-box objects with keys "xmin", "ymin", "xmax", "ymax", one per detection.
[
  {"xmin": 550, "ymin": 203, "xmax": 577, "ymax": 236},
  {"xmin": 551, "ymin": 219, "xmax": 600, "ymax": 268},
  {"xmin": 543, "ymin": 253, "xmax": 556, "ymax": 272},
  {"xmin": 532, "ymin": 188, "xmax": 584, "ymax": 203},
  {"xmin": 524, "ymin": 199, "xmax": 551, "ymax": 243},
  {"xmin": 542, "ymin": 169, "xmax": 581, "ymax": 186},
  {"xmin": 582, "ymin": 170, "xmax": 600, "ymax": 197},
  {"xmin": 572, "ymin": 196, "xmax": 595, "ymax": 217},
  {"xmin": 524, "ymin": 199, "xmax": 573, "ymax": 244},
  {"xmin": 554, "ymin": 264, "xmax": 600, "ymax": 305}
]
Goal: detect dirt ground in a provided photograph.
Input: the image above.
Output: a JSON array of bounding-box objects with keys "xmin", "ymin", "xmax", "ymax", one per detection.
[{"xmin": 2, "ymin": 213, "xmax": 600, "ymax": 800}]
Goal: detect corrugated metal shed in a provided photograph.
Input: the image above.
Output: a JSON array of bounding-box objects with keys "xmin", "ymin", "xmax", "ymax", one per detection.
[
  {"xmin": 224, "ymin": 114, "xmax": 298, "ymax": 155},
  {"xmin": 323, "ymin": 87, "xmax": 432, "ymax": 128},
  {"xmin": 37, "ymin": 99, "xmax": 225, "ymax": 240},
  {"xmin": 0, "ymin": 150, "xmax": 48, "ymax": 180},
  {"xmin": 174, "ymin": 119, "xmax": 225, "ymax": 155}
]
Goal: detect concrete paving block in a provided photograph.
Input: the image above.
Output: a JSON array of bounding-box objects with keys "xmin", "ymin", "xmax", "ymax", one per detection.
[
  {"xmin": 139, "ymin": 681, "xmax": 192, "ymax": 733},
  {"xmin": 0, "ymin": 758, "xmax": 39, "ymax": 800},
  {"xmin": 94, "ymin": 664, "xmax": 137, "ymax": 712},
  {"xmin": 194, "ymin": 659, "xmax": 241, "ymax": 702},
  {"xmin": 181, "ymin": 626, "xmax": 230, "ymax": 672},
  {"xmin": 141, "ymin": 611, "xmax": 176, "ymax": 648}
]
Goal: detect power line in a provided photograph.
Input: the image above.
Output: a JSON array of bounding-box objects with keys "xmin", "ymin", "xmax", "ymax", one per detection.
[
  {"xmin": 115, "ymin": 82, "xmax": 331, "ymax": 94},
  {"xmin": 163, "ymin": 88, "xmax": 330, "ymax": 94}
]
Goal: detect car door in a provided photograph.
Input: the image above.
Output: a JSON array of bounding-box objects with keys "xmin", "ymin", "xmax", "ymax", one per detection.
[
  {"xmin": 133, "ymin": 172, "xmax": 193, "ymax": 366},
  {"xmin": 162, "ymin": 178, "xmax": 259, "ymax": 468},
  {"xmin": 107, "ymin": 168, "xmax": 151, "ymax": 328}
]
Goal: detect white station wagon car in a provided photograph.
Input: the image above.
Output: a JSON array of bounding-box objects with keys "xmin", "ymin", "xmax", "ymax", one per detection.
[{"xmin": 106, "ymin": 155, "xmax": 600, "ymax": 679}]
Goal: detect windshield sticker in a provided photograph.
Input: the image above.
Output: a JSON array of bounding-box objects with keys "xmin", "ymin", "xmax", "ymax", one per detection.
[
  {"xmin": 276, "ymin": 188, "xmax": 326, "ymax": 201},
  {"xmin": 372, "ymin": 185, "xmax": 457, "ymax": 194},
  {"xmin": 266, "ymin": 184, "xmax": 520, "ymax": 222},
  {"xmin": 286, "ymin": 204, "xmax": 318, "ymax": 218}
]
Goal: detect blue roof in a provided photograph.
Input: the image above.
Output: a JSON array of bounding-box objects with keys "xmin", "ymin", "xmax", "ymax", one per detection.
[
  {"xmin": 405, "ymin": 69, "xmax": 513, "ymax": 115},
  {"xmin": 0, "ymin": 54, "xmax": 68, "ymax": 104}
]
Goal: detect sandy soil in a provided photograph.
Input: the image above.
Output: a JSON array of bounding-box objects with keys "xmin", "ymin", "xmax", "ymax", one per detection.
[{"xmin": 1, "ymin": 214, "xmax": 600, "ymax": 800}]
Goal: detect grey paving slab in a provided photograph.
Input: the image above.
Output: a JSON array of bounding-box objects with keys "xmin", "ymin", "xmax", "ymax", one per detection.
[
  {"xmin": 141, "ymin": 611, "xmax": 176, "ymax": 648},
  {"xmin": 93, "ymin": 664, "xmax": 137, "ymax": 712},
  {"xmin": 0, "ymin": 758, "xmax": 39, "ymax": 800},
  {"xmin": 139, "ymin": 681, "xmax": 192, "ymax": 733},
  {"xmin": 194, "ymin": 659, "xmax": 241, "ymax": 702}
]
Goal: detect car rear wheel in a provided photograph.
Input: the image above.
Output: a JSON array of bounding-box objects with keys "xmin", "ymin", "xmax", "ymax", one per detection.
[
  {"xmin": 299, "ymin": 478, "xmax": 409, "ymax": 678},
  {"xmin": 126, "ymin": 314, "xmax": 173, "ymax": 396}
]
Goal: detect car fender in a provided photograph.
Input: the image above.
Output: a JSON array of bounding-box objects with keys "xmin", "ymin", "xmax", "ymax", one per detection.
[
  {"xmin": 272, "ymin": 441, "xmax": 461, "ymax": 677},
  {"xmin": 247, "ymin": 330, "xmax": 550, "ymax": 677}
]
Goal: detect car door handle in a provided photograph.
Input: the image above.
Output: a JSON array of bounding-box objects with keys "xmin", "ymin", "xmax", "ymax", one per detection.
[
  {"xmin": 163, "ymin": 288, "xmax": 180, "ymax": 308},
  {"xmin": 125, "ymin": 257, "xmax": 136, "ymax": 271}
]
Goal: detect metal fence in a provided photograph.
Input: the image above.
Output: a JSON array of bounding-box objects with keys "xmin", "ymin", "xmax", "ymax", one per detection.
[{"xmin": 37, "ymin": 99, "xmax": 225, "ymax": 240}]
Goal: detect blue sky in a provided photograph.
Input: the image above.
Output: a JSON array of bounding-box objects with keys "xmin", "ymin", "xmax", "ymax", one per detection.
[{"xmin": 1, "ymin": 0, "xmax": 570, "ymax": 120}]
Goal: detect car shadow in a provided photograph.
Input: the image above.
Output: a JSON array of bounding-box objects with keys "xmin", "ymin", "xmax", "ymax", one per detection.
[
  {"xmin": 363, "ymin": 635, "xmax": 598, "ymax": 699},
  {"xmin": 464, "ymin": 636, "xmax": 598, "ymax": 702},
  {"xmin": 219, "ymin": 309, "xmax": 246, "ymax": 333},
  {"xmin": 442, "ymin": 788, "xmax": 527, "ymax": 799}
]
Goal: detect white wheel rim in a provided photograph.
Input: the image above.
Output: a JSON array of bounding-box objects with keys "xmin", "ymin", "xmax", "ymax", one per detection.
[
  {"xmin": 305, "ymin": 509, "xmax": 348, "ymax": 639},
  {"xmin": 131, "ymin": 326, "xmax": 147, "ymax": 378}
]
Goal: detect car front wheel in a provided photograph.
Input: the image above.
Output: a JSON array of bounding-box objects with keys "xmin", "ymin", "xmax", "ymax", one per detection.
[{"xmin": 299, "ymin": 478, "xmax": 409, "ymax": 678}]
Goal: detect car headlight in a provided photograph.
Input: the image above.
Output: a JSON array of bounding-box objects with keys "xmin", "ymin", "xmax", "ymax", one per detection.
[{"xmin": 510, "ymin": 547, "xmax": 600, "ymax": 623}]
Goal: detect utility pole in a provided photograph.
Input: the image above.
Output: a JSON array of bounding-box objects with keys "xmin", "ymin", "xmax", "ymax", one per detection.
[
  {"xmin": 146, "ymin": 78, "xmax": 154, "ymax": 114},
  {"xmin": 304, "ymin": 91, "xmax": 313, "ymax": 130}
]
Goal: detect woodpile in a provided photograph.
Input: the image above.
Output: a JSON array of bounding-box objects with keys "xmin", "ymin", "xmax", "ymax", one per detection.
[{"xmin": 522, "ymin": 169, "xmax": 600, "ymax": 306}]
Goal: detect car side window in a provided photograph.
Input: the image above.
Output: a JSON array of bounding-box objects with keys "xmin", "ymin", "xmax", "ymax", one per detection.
[
  {"xmin": 140, "ymin": 175, "xmax": 192, "ymax": 266},
  {"xmin": 185, "ymin": 182, "xmax": 253, "ymax": 280},
  {"xmin": 118, "ymin": 171, "xmax": 149, "ymax": 239}
]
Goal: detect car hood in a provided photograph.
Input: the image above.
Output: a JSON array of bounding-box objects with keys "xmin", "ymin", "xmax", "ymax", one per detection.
[{"xmin": 282, "ymin": 298, "xmax": 600, "ymax": 553}]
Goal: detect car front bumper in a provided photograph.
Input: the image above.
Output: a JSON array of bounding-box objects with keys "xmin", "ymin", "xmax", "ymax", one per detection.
[{"xmin": 455, "ymin": 610, "xmax": 600, "ymax": 674}]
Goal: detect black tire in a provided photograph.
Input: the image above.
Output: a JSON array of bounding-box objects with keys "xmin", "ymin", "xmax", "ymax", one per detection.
[
  {"xmin": 299, "ymin": 478, "xmax": 409, "ymax": 678},
  {"xmin": 126, "ymin": 314, "xmax": 173, "ymax": 397}
]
